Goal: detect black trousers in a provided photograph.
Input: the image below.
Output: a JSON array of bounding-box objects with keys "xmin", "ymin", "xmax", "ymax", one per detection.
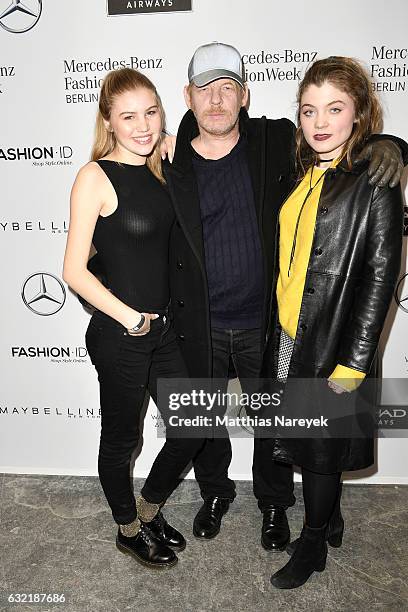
[
  {"xmin": 86, "ymin": 311, "xmax": 203, "ymax": 525},
  {"xmin": 192, "ymin": 328, "xmax": 295, "ymax": 510}
]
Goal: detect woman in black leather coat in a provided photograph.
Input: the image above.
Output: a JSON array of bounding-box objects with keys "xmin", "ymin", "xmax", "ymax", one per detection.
[{"xmin": 264, "ymin": 57, "xmax": 404, "ymax": 589}]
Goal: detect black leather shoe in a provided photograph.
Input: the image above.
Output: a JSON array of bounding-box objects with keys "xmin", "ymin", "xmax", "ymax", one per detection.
[
  {"xmin": 116, "ymin": 524, "xmax": 178, "ymax": 569},
  {"xmin": 145, "ymin": 511, "xmax": 186, "ymax": 551},
  {"xmin": 286, "ymin": 512, "xmax": 344, "ymax": 556},
  {"xmin": 261, "ymin": 506, "xmax": 290, "ymax": 552},
  {"xmin": 193, "ymin": 497, "xmax": 231, "ymax": 539}
]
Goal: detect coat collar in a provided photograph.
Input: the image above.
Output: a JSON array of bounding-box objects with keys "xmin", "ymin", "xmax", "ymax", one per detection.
[
  {"xmin": 168, "ymin": 107, "xmax": 265, "ymax": 222},
  {"xmin": 328, "ymin": 152, "xmax": 370, "ymax": 176},
  {"xmin": 170, "ymin": 107, "xmax": 252, "ymax": 175}
]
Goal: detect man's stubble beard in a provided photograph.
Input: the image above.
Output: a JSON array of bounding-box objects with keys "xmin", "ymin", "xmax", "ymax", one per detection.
[{"xmin": 197, "ymin": 111, "xmax": 240, "ymax": 138}]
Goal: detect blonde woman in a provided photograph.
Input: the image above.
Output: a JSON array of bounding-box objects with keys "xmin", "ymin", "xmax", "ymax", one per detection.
[{"xmin": 63, "ymin": 68, "xmax": 202, "ymax": 569}]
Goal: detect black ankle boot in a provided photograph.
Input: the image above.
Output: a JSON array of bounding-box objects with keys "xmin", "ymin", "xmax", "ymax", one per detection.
[
  {"xmin": 144, "ymin": 511, "xmax": 186, "ymax": 551},
  {"xmin": 116, "ymin": 523, "xmax": 178, "ymax": 569},
  {"xmin": 270, "ymin": 525, "xmax": 327, "ymax": 589},
  {"xmin": 286, "ymin": 511, "xmax": 344, "ymax": 555}
]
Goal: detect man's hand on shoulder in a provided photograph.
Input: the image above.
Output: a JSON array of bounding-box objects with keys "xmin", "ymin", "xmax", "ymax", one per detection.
[{"xmin": 356, "ymin": 140, "xmax": 403, "ymax": 188}]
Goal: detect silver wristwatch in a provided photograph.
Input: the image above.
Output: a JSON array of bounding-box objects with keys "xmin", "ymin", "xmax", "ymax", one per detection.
[{"xmin": 128, "ymin": 314, "xmax": 145, "ymax": 332}]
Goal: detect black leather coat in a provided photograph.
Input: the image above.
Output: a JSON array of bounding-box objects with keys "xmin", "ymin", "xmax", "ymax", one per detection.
[{"xmin": 261, "ymin": 158, "xmax": 404, "ymax": 472}]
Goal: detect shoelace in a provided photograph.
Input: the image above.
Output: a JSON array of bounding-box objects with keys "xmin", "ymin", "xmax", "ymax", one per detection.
[
  {"xmin": 209, "ymin": 498, "xmax": 221, "ymax": 510},
  {"xmin": 263, "ymin": 507, "xmax": 281, "ymax": 524},
  {"xmin": 150, "ymin": 511, "xmax": 166, "ymax": 531},
  {"xmin": 139, "ymin": 523, "xmax": 158, "ymax": 544}
]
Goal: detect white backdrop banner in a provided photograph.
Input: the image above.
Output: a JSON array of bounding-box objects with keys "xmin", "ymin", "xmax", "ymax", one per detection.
[{"xmin": 1, "ymin": 0, "xmax": 407, "ymax": 483}]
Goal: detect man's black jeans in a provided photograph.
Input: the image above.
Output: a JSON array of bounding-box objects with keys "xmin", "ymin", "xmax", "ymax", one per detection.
[{"xmin": 192, "ymin": 327, "xmax": 295, "ymax": 510}]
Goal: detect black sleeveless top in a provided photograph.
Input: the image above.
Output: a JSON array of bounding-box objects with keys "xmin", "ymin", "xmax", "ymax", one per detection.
[{"xmin": 93, "ymin": 160, "xmax": 174, "ymax": 312}]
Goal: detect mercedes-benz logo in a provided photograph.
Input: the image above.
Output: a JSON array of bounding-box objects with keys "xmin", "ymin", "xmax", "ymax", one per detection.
[
  {"xmin": 22, "ymin": 272, "xmax": 66, "ymax": 316},
  {"xmin": 395, "ymin": 273, "xmax": 408, "ymax": 314},
  {"xmin": 0, "ymin": 0, "xmax": 42, "ymax": 33}
]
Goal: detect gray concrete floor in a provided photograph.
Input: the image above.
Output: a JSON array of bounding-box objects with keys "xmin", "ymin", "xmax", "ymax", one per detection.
[{"xmin": 0, "ymin": 474, "xmax": 407, "ymax": 612}]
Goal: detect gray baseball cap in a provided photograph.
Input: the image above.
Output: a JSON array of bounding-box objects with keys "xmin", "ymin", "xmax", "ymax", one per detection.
[{"xmin": 188, "ymin": 42, "xmax": 245, "ymax": 88}]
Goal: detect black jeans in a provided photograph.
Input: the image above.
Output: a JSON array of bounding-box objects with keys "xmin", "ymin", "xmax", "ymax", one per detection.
[
  {"xmin": 86, "ymin": 311, "xmax": 202, "ymax": 525},
  {"xmin": 192, "ymin": 327, "xmax": 295, "ymax": 510}
]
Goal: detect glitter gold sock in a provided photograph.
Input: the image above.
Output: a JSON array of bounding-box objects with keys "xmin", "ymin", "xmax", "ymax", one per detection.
[
  {"xmin": 136, "ymin": 495, "xmax": 160, "ymax": 522},
  {"xmin": 119, "ymin": 517, "xmax": 140, "ymax": 538}
]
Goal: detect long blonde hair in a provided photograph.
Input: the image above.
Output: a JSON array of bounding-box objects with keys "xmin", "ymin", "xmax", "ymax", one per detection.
[
  {"xmin": 91, "ymin": 68, "xmax": 166, "ymax": 183},
  {"xmin": 295, "ymin": 56, "xmax": 383, "ymax": 176}
]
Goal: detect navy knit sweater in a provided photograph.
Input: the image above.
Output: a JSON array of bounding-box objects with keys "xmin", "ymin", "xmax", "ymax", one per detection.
[{"xmin": 192, "ymin": 136, "xmax": 264, "ymax": 329}]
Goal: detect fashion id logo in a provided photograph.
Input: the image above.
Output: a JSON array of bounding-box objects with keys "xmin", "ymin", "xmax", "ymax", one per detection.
[
  {"xmin": 11, "ymin": 346, "xmax": 88, "ymax": 363},
  {"xmin": 107, "ymin": 0, "xmax": 192, "ymax": 15},
  {"xmin": 0, "ymin": 145, "xmax": 73, "ymax": 166}
]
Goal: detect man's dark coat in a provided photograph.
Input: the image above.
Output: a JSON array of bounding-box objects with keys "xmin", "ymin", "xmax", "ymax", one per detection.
[{"xmin": 164, "ymin": 108, "xmax": 296, "ymax": 377}]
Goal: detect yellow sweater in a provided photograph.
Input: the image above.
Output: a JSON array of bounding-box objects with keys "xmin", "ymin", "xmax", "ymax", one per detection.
[{"xmin": 277, "ymin": 164, "xmax": 365, "ymax": 391}]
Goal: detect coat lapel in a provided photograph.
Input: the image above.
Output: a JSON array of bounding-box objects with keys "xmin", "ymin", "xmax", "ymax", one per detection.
[
  {"xmin": 243, "ymin": 111, "xmax": 265, "ymax": 224},
  {"xmin": 164, "ymin": 109, "xmax": 210, "ymax": 270},
  {"xmin": 165, "ymin": 161, "xmax": 206, "ymax": 270}
]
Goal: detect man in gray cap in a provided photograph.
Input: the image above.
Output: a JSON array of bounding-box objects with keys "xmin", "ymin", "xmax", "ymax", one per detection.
[{"xmin": 163, "ymin": 41, "xmax": 406, "ymax": 549}]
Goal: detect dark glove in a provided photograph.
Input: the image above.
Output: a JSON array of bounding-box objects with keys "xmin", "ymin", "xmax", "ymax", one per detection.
[{"xmin": 355, "ymin": 140, "xmax": 403, "ymax": 188}]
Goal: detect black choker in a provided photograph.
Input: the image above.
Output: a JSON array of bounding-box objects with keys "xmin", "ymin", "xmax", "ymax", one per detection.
[{"xmin": 318, "ymin": 158, "xmax": 335, "ymax": 163}]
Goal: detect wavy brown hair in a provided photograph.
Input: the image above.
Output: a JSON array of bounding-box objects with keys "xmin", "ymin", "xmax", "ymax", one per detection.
[
  {"xmin": 91, "ymin": 68, "xmax": 166, "ymax": 183},
  {"xmin": 295, "ymin": 56, "xmax": 383, "ymax": 176}
]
